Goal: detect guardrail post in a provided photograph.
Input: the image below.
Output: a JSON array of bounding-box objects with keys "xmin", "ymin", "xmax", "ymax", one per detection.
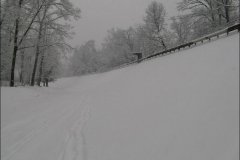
[
  {"xmin": 133, "ymin": 52, "xmax": 143, "ymax": 63},
  {"xmin": 227, "ymin": 24, "xmax": 240, "ymax": 35}
]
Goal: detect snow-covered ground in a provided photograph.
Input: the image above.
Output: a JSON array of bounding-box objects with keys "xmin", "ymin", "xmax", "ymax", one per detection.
[{"xmin": 1, "ymin": 33, "xmax": 239, "ymax": 160}]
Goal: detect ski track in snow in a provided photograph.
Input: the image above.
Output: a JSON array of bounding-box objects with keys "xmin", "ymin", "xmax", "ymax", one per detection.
[
  {"xmin": 59, "ymin": 103, "xmax": 90, "ymax": 160},
  {"xmin": 1, "ymin": 87, "xmax": 91, "ymax": 160}
]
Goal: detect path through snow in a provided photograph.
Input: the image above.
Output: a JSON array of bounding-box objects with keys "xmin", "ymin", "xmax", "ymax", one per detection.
[{"xmin": 1, "ymin": 84, "xmax": 91, "ymax": 160}]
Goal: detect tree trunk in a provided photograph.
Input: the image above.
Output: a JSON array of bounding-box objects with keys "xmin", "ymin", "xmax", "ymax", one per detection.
[
  {"xmin": 218, "ymin": 13, "xmax": 222, "ymax": 25},
  {"xmin": 31, "ymin": 24, "xmax": 42, "ymax": 86},
  {"xmin": 10, "ymin": 19, "xmax": 20, "ymax": 87},
  {"xmin": 30, "ymin": 45, "xmax": 40, "ymax": 86},
  {"xmin": 217, "ymin": 2, "xmax": 222, "ymax": 25},
  {"xmin": 37, "ymin": 26, "xmax": 48, "ymax": 86},
  {"xmin": 45, "ymin": 79, "xmax": 48, "ymax": 87},
  {"xmin": 209, "ymin": 0, "xmax": 216, "ymax": 26},
  {"xmin": 9, "ymin": 0, "xmax": 23, "ymax": 87},
  {"xmin": 37, "ymin": 50, "xmax": 45, "ymax": 86},
  {"xmin": 0, "ymin": 1, "xmax": 1, "ymax": 59},
  {"xmin": 225, "ymin": 6, "xmax": 230, "ymax": 23},
  {"xmin": 161, "ymin": 39, "xmax": 167, "ymax": 50},
  {"xmin": 30, "ymin": 6, "xmax": 48, "ymax": 86},
  {"xmin": 224, "ymin": 0, "xmax": 230, "ymax": 23},
  {"xmin": 19, "ymin": 50, "xmax": 25, "ymax": 84}
]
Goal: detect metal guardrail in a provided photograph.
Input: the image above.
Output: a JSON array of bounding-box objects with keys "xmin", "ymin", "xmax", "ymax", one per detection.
[
  {"xmin": 142, "ymin": 23, "xmax": 240, "ymax": 61},
  {"xmin": 100, "ymin": 23, "xmax": 240, "ymax": 73}
]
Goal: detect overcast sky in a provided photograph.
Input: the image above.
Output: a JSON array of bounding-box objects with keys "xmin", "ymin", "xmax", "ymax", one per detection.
[{"xmin": 68, "ymin": 0, "xmax": 180, "ymax": 48}]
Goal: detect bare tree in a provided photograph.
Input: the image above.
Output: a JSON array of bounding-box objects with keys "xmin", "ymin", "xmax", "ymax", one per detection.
[
  {"xmin": 177, "ymin": 0, "xmax": 239, "ymax": 26},
  {"xmin": 30, "ymin": 1, "xmax": 49, "ymax": 86},
  {"xmin": 29, "ymin": 0, "xmax": 80, "ymax": 86},
  {"xmin": 143, "ymin": 1, "xmax": 167, "ymax": 52},
  {"xmin": 171, "ymin": 15, "xmax": 193, "ymax": 44},
  {"xmin": 8, "ymin": 0, "xmax": 46, "ymax": 86},
  {"xmin": 1, "ymin": 0, "xmax": 80, "ymax": 86}
]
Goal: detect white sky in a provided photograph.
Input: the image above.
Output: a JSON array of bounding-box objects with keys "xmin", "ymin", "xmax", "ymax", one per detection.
[{"xmin": 68, "ymin": 0, "xmax": 180, "ymax": 48}]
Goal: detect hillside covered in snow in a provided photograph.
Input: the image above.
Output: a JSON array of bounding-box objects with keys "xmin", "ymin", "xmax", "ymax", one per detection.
[{"xmin": 1, "ymin": 33, "xmax": 239, "ymax": 160}]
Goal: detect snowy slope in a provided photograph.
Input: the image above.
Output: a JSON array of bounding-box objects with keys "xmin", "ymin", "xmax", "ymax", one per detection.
[{"xmin": 1, "ymin": 33, "xmax": 239, "ymax": 160}]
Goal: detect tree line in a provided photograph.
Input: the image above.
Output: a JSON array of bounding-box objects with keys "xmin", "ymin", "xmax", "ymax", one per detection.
[
  {"xmin": 1, "ymin": 0, "xmax": 239, "ymax": 84},
  {"xmin": 69, "ymin": 0, "xmax": 239, "ymax": 77},
  {"xmin": 1, "ymin": 0, "xmax": 80, "ymax": 86}
]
